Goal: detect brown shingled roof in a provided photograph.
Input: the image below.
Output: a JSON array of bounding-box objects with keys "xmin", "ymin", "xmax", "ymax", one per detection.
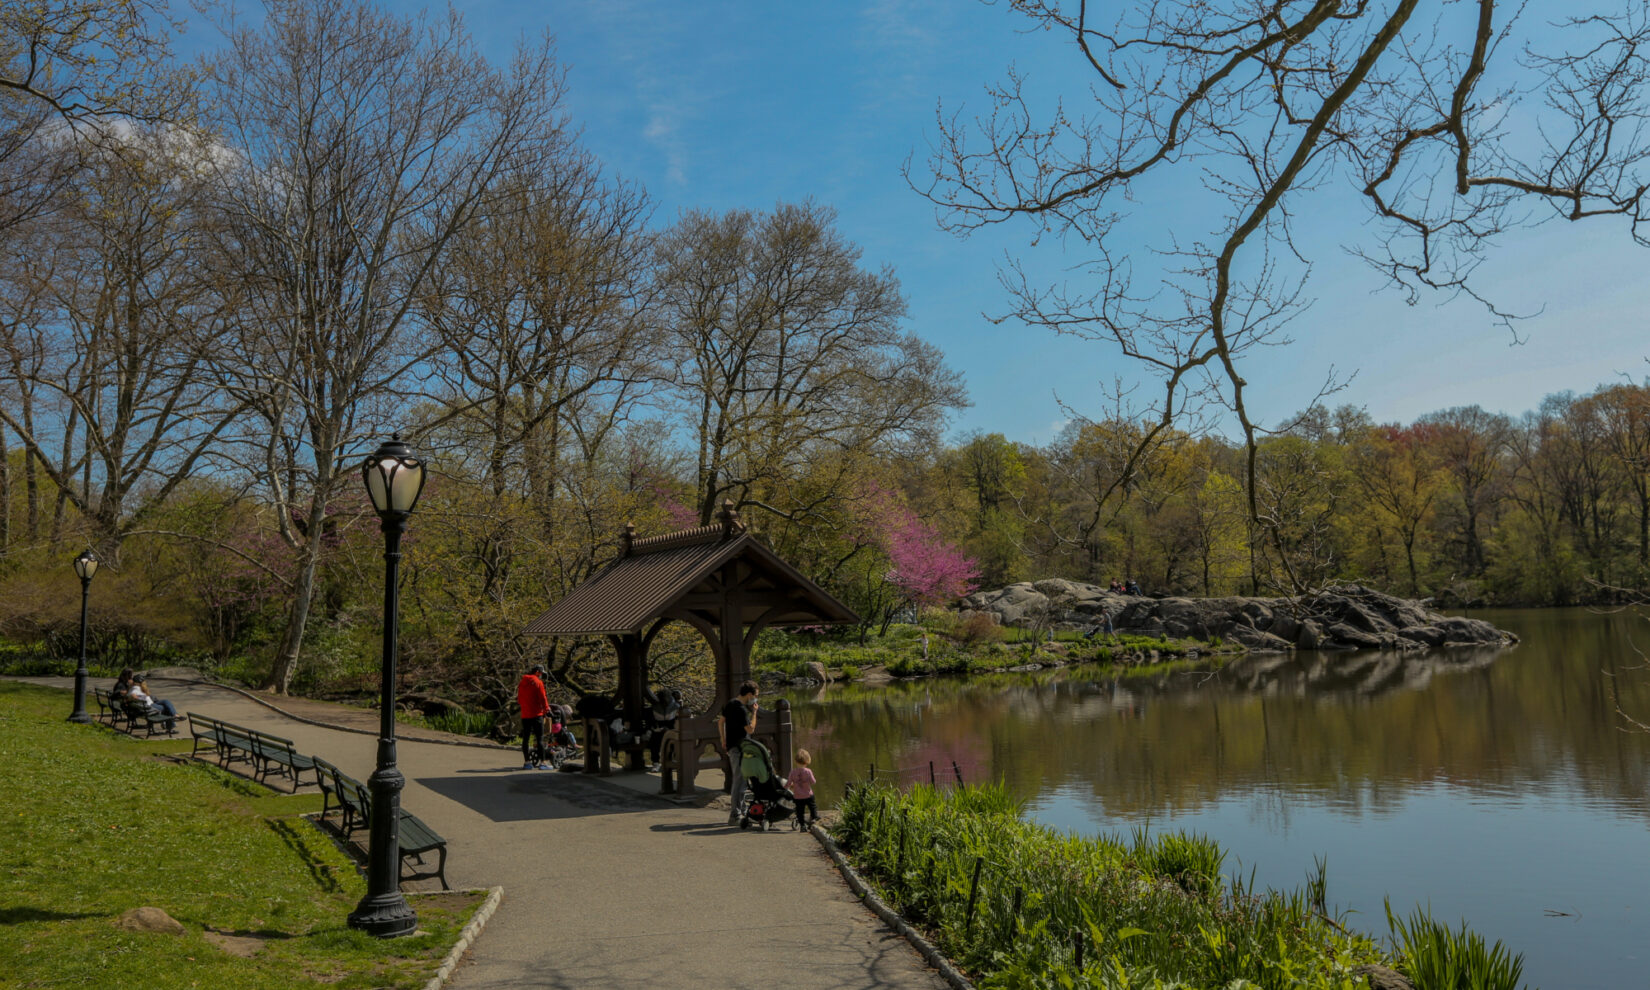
[{"xmin": 522, "ymin": 513, "xmax": 858, "ymax": 637}]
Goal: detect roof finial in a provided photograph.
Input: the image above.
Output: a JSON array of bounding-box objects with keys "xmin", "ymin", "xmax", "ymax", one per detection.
[
  {"xmin": 718, "ymin": 500, "xmax": 744, "ymax": 540},
  {"xmin": 621, "ymin": 522, "xmax": 636, "ymax": 556}
]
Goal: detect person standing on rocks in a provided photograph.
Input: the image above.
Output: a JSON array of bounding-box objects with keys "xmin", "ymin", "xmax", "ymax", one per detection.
[{"xmin": 517, "ymin": 664, "xmax": 551, "ymax": 769}]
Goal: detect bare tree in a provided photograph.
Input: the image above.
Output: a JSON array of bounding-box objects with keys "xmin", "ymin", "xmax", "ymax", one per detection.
[
  {"xmin": 1419, "ymin": 404, "xmax": 1512, "ymax": 576},
  {"xmin": 0, "ymin": 2, "xmax": 190, "ymax": 237},
  {"xmin": 201, "ymin": 0, "xmax": 568, "ymax": 693},
  {"xmin": 657, "ymin": 202, "xmax": 966, "ymax": 528},
  {"xmin": 0, "ymin": 123, "xmax": 241, "ymax": 563},
  {"xmin": 422, "ymin": 154, "xmax": 657, "ymax": 516},
  {"xmin": 920, "ymin": 0, "xmax": 1650, "ymax": 591},
  {"xmin": 1592, "ymin": 383, "xmax": 1650, "ymax": 570}
]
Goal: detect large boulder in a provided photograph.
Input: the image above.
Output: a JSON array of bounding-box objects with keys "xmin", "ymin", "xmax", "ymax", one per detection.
[{"xmin": 955, "ymin": 582, "xmax": 1515, "ymax": 653}]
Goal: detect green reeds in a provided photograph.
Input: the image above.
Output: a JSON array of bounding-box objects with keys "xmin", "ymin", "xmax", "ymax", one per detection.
[
  {"xmin": 1386, "ymin": 901, "xmax": 1527, "ymax": 990},
  {"xmin": 835, "ymin": 783, "xmax": 1396, "ymax": 988}
]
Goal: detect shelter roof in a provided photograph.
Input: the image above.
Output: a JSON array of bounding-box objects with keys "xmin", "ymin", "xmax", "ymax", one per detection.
[{"xmin": 522, "ymin": 506, "xmax": 858, "ymax": 637}]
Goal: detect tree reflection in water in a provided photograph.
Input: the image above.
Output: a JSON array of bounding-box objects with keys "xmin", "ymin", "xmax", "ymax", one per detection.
[{"xmin": 777, "ymin": 608, "xmax": 1650, "ymax": 990}]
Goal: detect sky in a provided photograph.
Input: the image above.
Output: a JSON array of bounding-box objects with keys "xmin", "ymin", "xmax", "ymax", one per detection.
[{"xmin": 186, "ymin": 1, "xmax": 1650, "ymax": 445}]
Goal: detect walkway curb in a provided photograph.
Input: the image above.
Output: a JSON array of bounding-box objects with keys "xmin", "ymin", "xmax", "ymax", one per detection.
[
  {"xmin": 809, "ymin": 824, "xmax": 975, "ymax": 990},
  {"xmin": 151, "ymin": 676, "xmax": 509, "ymax": 751},
  {"xmin": 424, "ymin": 886, "xmax": 504, "ymax": 990}
]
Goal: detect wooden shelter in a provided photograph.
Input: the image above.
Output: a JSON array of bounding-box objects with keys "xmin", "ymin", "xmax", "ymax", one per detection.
[{"xmin": 523, "ymin": 502, "xmax": 858, "ymax": 795}]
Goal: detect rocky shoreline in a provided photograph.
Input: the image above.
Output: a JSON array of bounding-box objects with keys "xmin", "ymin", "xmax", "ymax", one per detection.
[{"xmin": 958, "ymin": 581, "xmax": 1517, "ymax": 653}]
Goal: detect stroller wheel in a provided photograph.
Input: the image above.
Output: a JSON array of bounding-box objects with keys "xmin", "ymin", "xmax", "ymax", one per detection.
[
  {"xmin": 760, "ymin": 819, "xmax": 769, "ymax": 832},
  {"xmin": 740, "ymin": 818, "xmax": 751, "ymax": 830}
]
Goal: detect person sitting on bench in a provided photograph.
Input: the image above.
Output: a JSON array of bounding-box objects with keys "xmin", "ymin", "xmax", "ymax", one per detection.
[
  {"xmin": 111, "ymin": 668, "xmax": 136, "ymax": 704},
  {"xmin": 128, "ymin": 674, "xmax": 178, "ymax": 718}
]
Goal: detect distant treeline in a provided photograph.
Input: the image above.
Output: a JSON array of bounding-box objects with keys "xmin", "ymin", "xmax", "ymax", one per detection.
[{"xmin": 934, "ymin": 389, "xmax": 1650, "ymax": 610}]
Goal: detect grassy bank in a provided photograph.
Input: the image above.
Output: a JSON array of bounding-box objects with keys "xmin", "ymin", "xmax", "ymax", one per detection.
[
  {"xmin": 832, "ymin": 783, "xmax": 1529, "ymax": 990},
  {"xmin": 0, "ymin": 681, "xmax": 481, "ymax": 989},
  {"xmin": 753, "ymin": 622, "xmax": 1221, "ymax": 682}
]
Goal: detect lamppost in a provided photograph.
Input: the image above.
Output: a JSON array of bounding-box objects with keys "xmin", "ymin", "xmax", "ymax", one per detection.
[
  {"xmin": 347, "ymin": 436, "xmax": 426, "ymax": 938},
  {"xmin": 67, "ymin": 549, "xmax": 99, "ymax": 724}
]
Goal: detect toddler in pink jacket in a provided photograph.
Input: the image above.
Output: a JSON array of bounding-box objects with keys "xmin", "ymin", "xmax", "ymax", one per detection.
[{"xmin": 787, "ymin": 749, "xmax": 818, "ymax": 828}]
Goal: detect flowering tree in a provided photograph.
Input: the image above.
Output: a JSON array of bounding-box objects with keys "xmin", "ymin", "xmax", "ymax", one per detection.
[
  {"xmin": 863, "ymin": 483, "xmax": 980, "ymax": 619},
  {"xmin": 885, "ymin": 510, "xmax": 981, "ymax": 610}
]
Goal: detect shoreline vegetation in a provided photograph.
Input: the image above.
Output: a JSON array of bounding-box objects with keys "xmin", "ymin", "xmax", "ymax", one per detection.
[{"xmin": 833, "ymin": 782, "xmax": 1529, "ymax": 990}]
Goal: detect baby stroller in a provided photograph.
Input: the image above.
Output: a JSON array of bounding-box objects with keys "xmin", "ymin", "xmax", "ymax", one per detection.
[{"xmin": 735, "ymin": 738, "xmax": 796, "ymax": 831}]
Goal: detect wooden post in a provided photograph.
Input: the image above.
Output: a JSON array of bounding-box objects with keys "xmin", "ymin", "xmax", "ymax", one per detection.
[
  {"xmin": 774, "ymin": 698, "xmax": 793, "ymax": 780},
  {"xmin": 1075, "ymin": 930, "xmax": 1085, "ymax": 970},
  {"xmin": 929, "ymin": 761, "xmax": 935, "ymax": 785},
  {"xmin": 1007, "ymin": 886, "xmax": 1023, "ymax": 942},
  {"xmin": 952, "ymin": 760, "xmax": 963, "ymax": 786}
]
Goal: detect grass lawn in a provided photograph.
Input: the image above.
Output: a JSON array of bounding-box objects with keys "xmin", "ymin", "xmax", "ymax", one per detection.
[{"xmin": 0, "ymin": 681, "xmax": 483, "ymax": 989}]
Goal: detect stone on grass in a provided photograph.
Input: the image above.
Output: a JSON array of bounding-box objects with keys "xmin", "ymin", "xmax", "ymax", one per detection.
[{"xmin": 117, "ymin": 906, "xmax": 185, "ymax": 935}]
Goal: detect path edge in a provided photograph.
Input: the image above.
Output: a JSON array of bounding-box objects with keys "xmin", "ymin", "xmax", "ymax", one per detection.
[
  {"xmin": 154, "ymin": 676, "xmax": 509, "ymax": 750},
  {"xmin": 809, "ymin": 824, "xmax": 974, "ymax": 990},
  {"xmin": 423, "ymin": 885, "xmax": 504, "ymax": 990}
]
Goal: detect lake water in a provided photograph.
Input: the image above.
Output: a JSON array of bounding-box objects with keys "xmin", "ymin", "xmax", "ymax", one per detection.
[{"xmin": 779, "ymin": 607, "xmax": 1650, "ymax": 990}]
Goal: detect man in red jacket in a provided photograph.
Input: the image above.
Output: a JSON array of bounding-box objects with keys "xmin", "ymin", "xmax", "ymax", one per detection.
[{"xmin": 517, "ymin": 664, "xmax": 551, "ymax": 769}]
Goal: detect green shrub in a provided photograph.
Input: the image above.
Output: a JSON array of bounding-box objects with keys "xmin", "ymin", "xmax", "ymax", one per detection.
[
  {"xmin": 887, "ymin": 655, "xmax": 931, "ymax": 678},
  {"xmin": 426, "ymin": 710, "xmax": 499, "ymax": 737}
]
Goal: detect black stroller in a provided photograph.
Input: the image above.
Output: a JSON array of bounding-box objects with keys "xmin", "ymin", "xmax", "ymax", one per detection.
[{"xmin": 735, "ymin": 738, "xmax": 796, "ymax": 831}]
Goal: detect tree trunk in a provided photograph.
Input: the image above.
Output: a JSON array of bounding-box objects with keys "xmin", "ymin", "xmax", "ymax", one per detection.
[
  {"xmin": 1638, "ymin": 484, "xmax": 1649, "ymax": 568},
  {"xmin": 0, "ymin": 422, "xmax": 9, "ymax": 553},
  {"xmin": 266, "ymin": 538, "xmax": 323, "ymax": 694},
  {"xmin": 24, "ymin": 448, "xmax": 39, "ymax": 542},
  {"xmin": 1464, "ymin": 506, "xmax": 1482, "ymax": 575}
]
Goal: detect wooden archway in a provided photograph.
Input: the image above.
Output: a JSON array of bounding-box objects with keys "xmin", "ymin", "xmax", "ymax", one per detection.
[{"xmin": 523, "ymin": 503, "xmax": 858, "ymax": 792}]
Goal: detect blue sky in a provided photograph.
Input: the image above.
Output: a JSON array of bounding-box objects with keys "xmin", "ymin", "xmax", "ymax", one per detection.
[{"xmin": 189, "ymin": 1, "xmax": 1650, "ymax": 444}]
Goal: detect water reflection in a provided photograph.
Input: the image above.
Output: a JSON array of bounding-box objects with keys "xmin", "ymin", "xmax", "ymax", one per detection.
[{"xmin": 778, "ymin": 608, "xmax": 1650, "ymax": 990}]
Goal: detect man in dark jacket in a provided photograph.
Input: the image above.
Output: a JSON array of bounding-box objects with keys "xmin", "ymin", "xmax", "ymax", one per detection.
[{"xmin": 717, "ymin": 680, "xmax": 759, "ymax": 825}]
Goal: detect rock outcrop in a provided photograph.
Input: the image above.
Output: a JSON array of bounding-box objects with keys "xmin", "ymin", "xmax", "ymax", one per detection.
[{"xmin": 957, "ymin": 582, "xmax": 1514, "ymax": 652}]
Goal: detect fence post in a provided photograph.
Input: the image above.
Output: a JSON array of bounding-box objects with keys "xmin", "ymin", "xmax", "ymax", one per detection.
[
  {"xmin": 1006, "ymin": 886, "xmax": 1023, "ymax": 943},
  {"xmin": 1075, "ymin": 930, "xmax": 1084, "ymax": 970},
  {"xmin": 929, "ymin": 760, "xmax": 936, "ymax": 785},
  {"xmin": 964, "ymin": 856, "xmax": 983, "ymax": 933},
  {"xmin": 952, "ymin": 760, "xmax": 964, "ymax": 786},
  {"xmin": 870, "ymin": 762, "xmax": 876, "ymax": 784}
]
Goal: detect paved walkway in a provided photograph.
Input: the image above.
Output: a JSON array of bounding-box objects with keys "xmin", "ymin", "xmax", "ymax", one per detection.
[{"xmin": 19, "ymin": 676, "xmax": 947, "ymax": 990}]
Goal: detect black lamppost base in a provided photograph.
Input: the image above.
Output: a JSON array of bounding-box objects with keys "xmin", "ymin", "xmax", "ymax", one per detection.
[
  {"xmin": 347, "ymin": 894, "xmax": 418, "ymax": 938},
  {"xmin": 67, "ymin": 712, "xmax": 93, "ymax": 724}
]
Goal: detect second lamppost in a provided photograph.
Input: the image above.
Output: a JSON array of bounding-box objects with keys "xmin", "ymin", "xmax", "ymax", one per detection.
[
  {"xmin": 347, "ymin": 436, "xmax": 426, "ymax": 938},
  {"xmin": 67, "ymin": 549, "xmax": 99, "ymax": 724}
]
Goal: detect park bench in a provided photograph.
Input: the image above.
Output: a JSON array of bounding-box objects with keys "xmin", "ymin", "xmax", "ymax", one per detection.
[
  {"xmin": 395, "ymin": 810, "xmax": 449, "ymax": 888},
  {"xmin": 248, "ymin": 730, "xmax": 320, "ymax": 793},
  {"xmin": 314, "ymin": 759, "xmax": 447, "ymax": 888},
  {"xmin": 92, "ymin": 687, "xmax": 121, "ymax": 727},
  {"xmin": 315, "ymin": 759, "xmax": 371, "ymax": 836},
  {"xmin": 120, "ymin": 697, "xmax": 179, "ymax": 737},
  {"xmin": 187, "ymin": 713, "xmax": 259, "ymax": 771}
]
